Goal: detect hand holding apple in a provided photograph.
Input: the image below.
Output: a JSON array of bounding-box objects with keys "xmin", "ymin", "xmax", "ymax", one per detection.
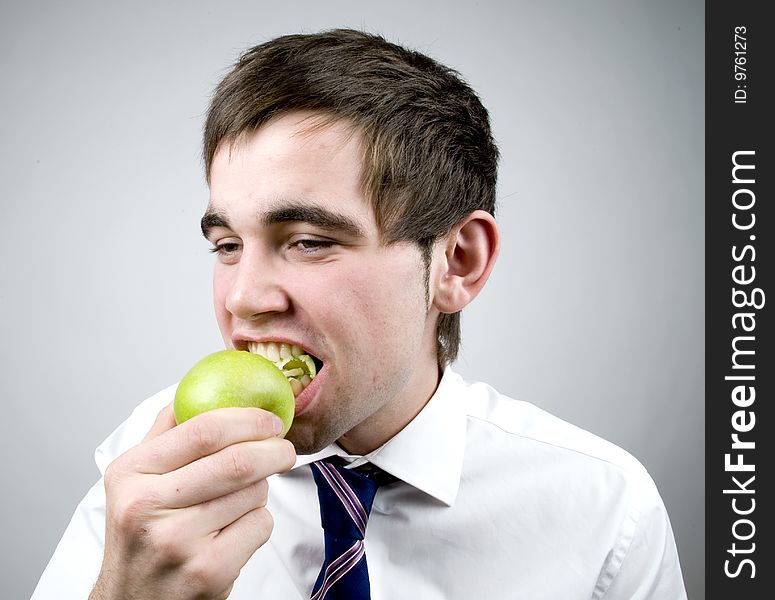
[{"xmin": 91, "ymin": 369, "xmax": 297, "ymax": 599}]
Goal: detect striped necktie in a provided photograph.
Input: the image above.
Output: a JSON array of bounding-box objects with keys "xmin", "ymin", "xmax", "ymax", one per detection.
[{"xmin": 309, "ymin": 459, "xmax": 393, "ymax": 599}]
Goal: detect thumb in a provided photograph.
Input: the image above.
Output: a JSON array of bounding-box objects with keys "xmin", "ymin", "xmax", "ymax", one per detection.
[{"xmin": 142, "ymin": 402, "xmax": 177, "ymax": 442}]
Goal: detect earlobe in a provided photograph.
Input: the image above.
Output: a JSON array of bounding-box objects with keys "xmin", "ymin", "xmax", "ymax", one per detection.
[{"xmin": 433, "ymin": 210, "xmax": 500, "ymax": 313}]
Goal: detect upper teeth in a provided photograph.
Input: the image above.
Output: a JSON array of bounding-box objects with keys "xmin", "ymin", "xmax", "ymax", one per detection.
[{"xmin": 247, "ymin": 341, "xmax": 305, "ymax": 361}]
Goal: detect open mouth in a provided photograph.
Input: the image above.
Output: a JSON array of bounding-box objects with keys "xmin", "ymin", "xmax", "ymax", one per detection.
[{"xmin": 246, "ymin": 341, "xmax": 323, "ymax": 397}]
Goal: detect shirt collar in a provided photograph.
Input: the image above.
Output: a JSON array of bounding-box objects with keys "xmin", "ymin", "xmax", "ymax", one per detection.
[{"xmin": 293, "ymin": 367, "xmax": 467, "ymax": 506}]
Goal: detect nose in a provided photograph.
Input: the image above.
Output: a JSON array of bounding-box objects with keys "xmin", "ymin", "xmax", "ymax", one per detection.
[{"xmin": 222, "ymin": 250, "xmax": 291, "ymax": 321}]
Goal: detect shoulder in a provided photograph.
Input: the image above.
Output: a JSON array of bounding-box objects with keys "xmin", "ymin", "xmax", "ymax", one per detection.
[
  {"xmin": 451, "ymin": 373, "xmax": 686, "ymax": 597},
  {"xmin": 448, "ymin": 370, "xmax": 685, "ymax": 599},
  {"xmin": 456, "ymin": 373, "xmax": 653, "ymax": 482},
  {"xmin": 450, "ymin": 371, "xmax": 666, "ymax": 527}
]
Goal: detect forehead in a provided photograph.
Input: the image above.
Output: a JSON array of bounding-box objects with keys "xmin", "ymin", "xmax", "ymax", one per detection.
[{"xmin": 207, "ymin": 113, "xmax": 373, "ymax": 225}]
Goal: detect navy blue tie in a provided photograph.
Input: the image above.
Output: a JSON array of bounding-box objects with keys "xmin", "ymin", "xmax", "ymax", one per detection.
[{"xmin": 309, "ymin": 460, "xmax": 391, "ymax": 599}]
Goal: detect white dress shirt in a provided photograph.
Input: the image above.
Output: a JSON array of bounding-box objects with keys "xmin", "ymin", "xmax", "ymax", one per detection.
[{"xmin": 32, "ymin": 369, "xmax": 687, "ymax": 599}]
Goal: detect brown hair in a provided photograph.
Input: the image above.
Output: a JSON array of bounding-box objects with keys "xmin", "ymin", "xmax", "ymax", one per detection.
[{"xmin": 203, "ymin": 29, "xmax": 499, "ymax": 366}]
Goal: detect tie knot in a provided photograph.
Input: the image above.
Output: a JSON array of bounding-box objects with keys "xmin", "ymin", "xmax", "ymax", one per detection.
[{"xmin": 310, "ymin": 460, "xmax": 386, "ymax": 540}]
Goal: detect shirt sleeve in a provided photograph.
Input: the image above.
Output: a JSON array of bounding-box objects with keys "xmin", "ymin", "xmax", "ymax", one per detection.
[
  {"xmin": 30, "ymin": 479, "xmax": 107, "ymax": 599},
  {"xmin": 592, "ymin": 470, "xmax": 688, "ymax": 600},
  {"xmin": 30, "ymin": 384, "xmax": 176, "ymax": 600}
]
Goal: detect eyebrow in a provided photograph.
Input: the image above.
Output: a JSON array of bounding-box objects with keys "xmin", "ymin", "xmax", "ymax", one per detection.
[
  {"xmin": 200, "ymin": 202, "xmax": 367, "ymax": 239},
  {"xmin": 200, "ymin": 209, "xmax": 230, "ymax": 238},
  {"xmin": 261, "ymin": 205, "xmax": 366, "ymax": 238}
]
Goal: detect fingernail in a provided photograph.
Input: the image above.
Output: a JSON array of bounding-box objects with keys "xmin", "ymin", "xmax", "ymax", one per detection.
[{"xmin": 272, "ymin": 416, "xmax": 285, "ymax": 435}]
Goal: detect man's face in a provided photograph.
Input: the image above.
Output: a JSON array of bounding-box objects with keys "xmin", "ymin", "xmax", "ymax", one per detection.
[{"xmin": 204, "ymin": 112, "xmax": 442, "ymax": 455}]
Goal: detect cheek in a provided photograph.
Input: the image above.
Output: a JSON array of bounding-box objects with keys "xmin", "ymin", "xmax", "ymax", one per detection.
[{"xmin": 329, "ymin": 258, "xmax": 427, "ymax": 344}]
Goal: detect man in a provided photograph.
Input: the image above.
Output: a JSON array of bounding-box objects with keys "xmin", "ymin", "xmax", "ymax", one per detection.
[{"xmin": 33, "ymin": 29, "xmax": 687, "ymax": 599}]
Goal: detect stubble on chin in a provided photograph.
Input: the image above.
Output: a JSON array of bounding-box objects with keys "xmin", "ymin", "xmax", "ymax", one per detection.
[{"xmin": 284, "ymin": 415, "xmax": 346, "ymax": 456}]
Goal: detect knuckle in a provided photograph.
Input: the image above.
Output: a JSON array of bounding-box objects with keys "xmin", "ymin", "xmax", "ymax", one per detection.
[
  {"xmin": 224, "ymin": 447, "xmax": 254, "ymax": 482},
  {"xmin": 103, "ymin": 451, "xmax": 135, "ymax": 485},
  {"xmin": 103, "ymin": 459, "xmax": 122, "ymax": 487},
  {"xmin": 110, "ymin": 493, "xmax": 155, "ymax": 537},
  {"xmin": 184, "ymin": 555, "xmax": 228, "ymax": 593},
  {"xmin": 187, "ymin": 417, "xmax": 223, "ymax": 455}
]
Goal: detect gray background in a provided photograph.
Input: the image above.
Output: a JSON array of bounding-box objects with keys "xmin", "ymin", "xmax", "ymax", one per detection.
[{"xmin": 0, "ymin": 0, "xmax": 704, "ymax": 598}]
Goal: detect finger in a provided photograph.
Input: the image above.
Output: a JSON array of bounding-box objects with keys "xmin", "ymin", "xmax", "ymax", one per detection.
[
  {"xmin": 158, "ymin": 437, "xmax": 295, "ymax": 507},
  {"xmin": 211, "ymin": 506, "xmax": 275, "ymax": 575},
  {"xmin": 143, "ymin": 402, "xmax": 177, "ymax": 442},
  {"xmin": 129, "ymin": 407, "xmax": 286, "ymax": 474},
  {"xmin": 175, "ymin": 507, "xmax": 274, "ymax": 596},
  {"xmin": 175, "ymin": 479, "xmax": 269, "ymax": 536}
]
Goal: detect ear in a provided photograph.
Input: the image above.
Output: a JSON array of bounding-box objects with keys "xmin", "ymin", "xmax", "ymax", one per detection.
[{"xmin": 432, "ymin": 210, "xmax": 500, "ymax": 313}]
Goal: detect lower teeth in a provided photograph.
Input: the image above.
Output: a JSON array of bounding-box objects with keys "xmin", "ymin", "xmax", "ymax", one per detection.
[
  {"xmin": 277, "ymin": 356, "xmax": 316, "ymax": 395},
  {"xmin": 288, "ymin": 378, "xmax": 304, "ymax": 396},
  {"xmin": 248, "ymin": 342, "xmax": 318, "ymax": 396}
]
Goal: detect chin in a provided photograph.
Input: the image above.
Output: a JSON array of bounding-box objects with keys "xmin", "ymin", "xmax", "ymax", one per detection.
[{"xmin": 284, "ymin": 421, "xmax": 339, "ymax": 456}]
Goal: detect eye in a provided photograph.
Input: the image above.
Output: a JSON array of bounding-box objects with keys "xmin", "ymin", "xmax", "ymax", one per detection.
[
  {"xmin": 208, "ymin": 240, "xmax": 242, "ymax": 262},
  {"xmin": 291, "ymin": 239, "xmax": 336, "ymax": 254}
]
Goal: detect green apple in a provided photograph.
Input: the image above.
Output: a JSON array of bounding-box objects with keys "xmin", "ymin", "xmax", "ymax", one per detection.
[{"xmin": 174, "ymin": 350, "xmax": 295, "ymax": 436}]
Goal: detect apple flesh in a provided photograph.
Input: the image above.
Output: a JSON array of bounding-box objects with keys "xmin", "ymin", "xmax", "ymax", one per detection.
[{"xmin": 174, "ymin": 350, "xmax": 295, "ymax": 436}]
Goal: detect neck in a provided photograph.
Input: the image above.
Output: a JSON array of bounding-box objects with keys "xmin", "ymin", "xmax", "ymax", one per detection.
[{"xmin": 336, "ymin": 362, "xmax": 443, "ymax": 455}]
